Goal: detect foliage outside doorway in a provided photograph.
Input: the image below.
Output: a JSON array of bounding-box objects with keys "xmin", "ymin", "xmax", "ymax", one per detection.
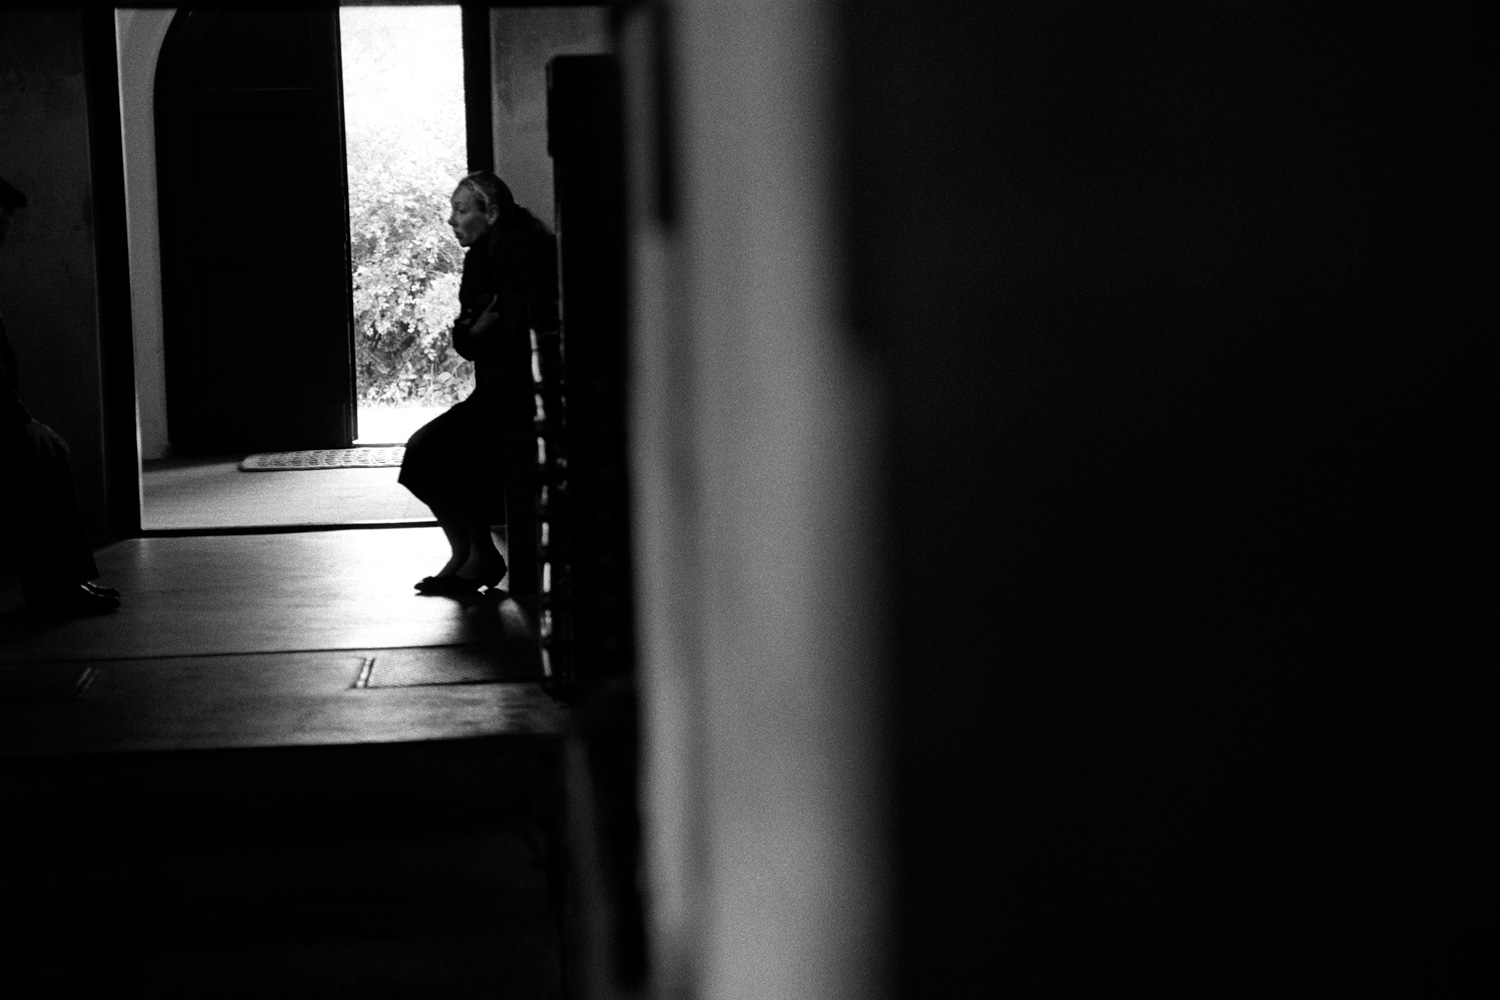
[{"xmin": 340, "ymin": 5, "xmax": 472, "ymax": 414}]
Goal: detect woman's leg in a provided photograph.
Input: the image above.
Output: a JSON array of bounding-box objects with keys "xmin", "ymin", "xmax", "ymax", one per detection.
[
  {"xmin": 400, "ymin": 410, "xmax": 472, "ymax": 581},
  {"xmin": 453, "ymin": 500, "xmax": 506, "ymax": 584},
  {"xmin": 4, "ymin": 432, "xmax": 112, "ymax": 610},
  {"xmin": 397, "ymin": 397, "xmax": 506, "ymax": 589},
  {"xmin": 430, "ymin": 504, "xmax": 471, "ymax": 578}
]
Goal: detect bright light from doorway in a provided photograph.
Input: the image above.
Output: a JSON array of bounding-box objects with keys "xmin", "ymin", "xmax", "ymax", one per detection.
[{"xmin": 339, "ymin": 5, "xmax": 468, "ymax": 445}]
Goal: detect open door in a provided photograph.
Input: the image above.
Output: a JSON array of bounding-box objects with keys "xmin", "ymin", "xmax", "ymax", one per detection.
[{"xmin": 156, "ymin": 7, "xmax": 355, "ymax": 454}]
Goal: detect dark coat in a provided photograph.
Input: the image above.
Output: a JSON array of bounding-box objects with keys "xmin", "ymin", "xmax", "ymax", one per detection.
[
  {"xmin": 396, "ymin": 214, "xmax": 558, "ymax": 516},
  {"xmin": 451, "ymin": 215, "xmax": 559, "ymax": 429}
]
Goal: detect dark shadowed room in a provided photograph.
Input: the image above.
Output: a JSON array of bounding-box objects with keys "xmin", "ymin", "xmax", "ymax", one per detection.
[{"xmin": 1, "ymin": 2, "xmax": 1479, "ymax": 997}]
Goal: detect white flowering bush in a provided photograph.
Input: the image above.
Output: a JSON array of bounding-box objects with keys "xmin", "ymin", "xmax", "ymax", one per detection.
[{"xmin": 341, "ymin": 6, "xmax": 470, "ymax": 408}]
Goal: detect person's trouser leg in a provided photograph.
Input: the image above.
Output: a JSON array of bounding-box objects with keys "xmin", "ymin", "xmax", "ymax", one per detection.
[{"xmin": 3, "ymin": 439, "xmax": 99, "ymax": 602}]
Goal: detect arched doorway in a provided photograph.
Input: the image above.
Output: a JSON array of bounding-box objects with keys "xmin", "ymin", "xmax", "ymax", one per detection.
[{"xmin": 155, "ymin": 7, "xmax": 355, "ymax": 454}]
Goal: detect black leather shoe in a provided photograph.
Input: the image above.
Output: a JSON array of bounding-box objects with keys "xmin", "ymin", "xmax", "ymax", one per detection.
[
  {"xmin": 416, "ymin": 574, "xmax": 485, "ymax": 595},
  {"xmin": 416, "ymin": 558, "xmax": 506, "ymax": 594},
  {"xmin": 415, "ymin": 574, "xmax": 474, "ymax": 593},
  {"xmin": 27, "ymin": 583, "xmax": 121, "ymax": 616},
  {"xmin": 83, "ymin": 581, "xmax": 120, "ymax": 599}
]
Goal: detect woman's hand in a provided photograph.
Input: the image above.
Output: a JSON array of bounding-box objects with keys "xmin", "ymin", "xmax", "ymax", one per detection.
[
  {"xmin": 453, "ymin": 295, "xmax": 501, "ymax": 360},
  {"xmin": 467, "ymin": 295, "xmax": 503, "ymax": 342}
]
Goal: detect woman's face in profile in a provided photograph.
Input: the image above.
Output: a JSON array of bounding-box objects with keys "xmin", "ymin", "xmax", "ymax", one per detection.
[{"xmin": 448, "ymin": 186, "xmax": 495, "ymax": 248}]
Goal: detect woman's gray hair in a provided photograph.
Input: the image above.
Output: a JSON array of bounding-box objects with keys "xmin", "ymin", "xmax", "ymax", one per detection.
[{"xmin": 457, "ymin": 171, "xmax": 514, "ymax": 222}]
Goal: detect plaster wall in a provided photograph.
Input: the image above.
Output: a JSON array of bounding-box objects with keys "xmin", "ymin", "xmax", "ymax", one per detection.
[
  {"xmin": 0, "ymin": 9, "xmax": 108, "ymax": 535},
  {"xmin": 491, "ymin": 7, "xmax": 612, "ymax": 223},
  {"xmin": 114, "ymin": 8, "xmax": 173, "ymax": 460},
  {"xmin": 619, "ymin": 6, "xmax": 887, "ymax": 998}
]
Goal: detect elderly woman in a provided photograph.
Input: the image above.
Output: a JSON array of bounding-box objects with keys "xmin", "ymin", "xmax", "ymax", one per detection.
[{"xmin": 400, "ymin": 171, "xmax": 558, "ymax": 594}]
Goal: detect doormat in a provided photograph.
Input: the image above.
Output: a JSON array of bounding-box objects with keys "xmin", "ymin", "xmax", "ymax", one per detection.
[{"xmin": 239, "ymin": 447, "xmax": 405, "ymax": 471}]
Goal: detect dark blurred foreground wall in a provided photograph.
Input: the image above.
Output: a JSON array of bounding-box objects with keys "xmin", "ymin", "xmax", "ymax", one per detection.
[
  {"xmin": 842, "ymin": 4, "xmax": 1479, "ymax": 993},
  {"xmin": 623, "ymin": 2, "xmax": 1480, "ymax": 997}
]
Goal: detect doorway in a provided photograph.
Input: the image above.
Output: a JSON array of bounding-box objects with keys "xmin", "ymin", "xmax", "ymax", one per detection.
[
  {"xmin": 341, "ymin": 4, "xmax": 469, "ymax": 447},
  {"xmin": 138, "ymin": 6, "xmax": 613, "ymax": 532},
  {"xmin": 144, "ymin": 5, "xmax": 467, "ymax": 530}
]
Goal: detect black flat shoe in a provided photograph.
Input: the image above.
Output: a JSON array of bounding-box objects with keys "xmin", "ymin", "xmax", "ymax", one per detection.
[
  {"xmin": 417, "ymin": 559, "xmax": 507, "ymax": 594},
  {"xmin": 27, "ymin": 583, "xmax": 121, "ymax": 616},
  {"xmin": 83, "ymin": 581, "xmax": 120, "ymax": 599},
  {"xmin": 416, "ymin": 575, "xmax": 485, "ymax": 595}
]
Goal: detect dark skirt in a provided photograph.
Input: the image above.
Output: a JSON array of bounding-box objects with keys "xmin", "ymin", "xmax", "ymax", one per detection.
[{"xmin": 397, "ymin": 387, "xmax": 506, "ymax": 520}]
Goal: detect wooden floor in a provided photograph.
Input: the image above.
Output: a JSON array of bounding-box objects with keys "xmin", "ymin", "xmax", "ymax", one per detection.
[
  {"xmin": 142, "ymin": 456, "xmax": 433, "ymax": 530},
  {"xmin": 1, "ymin": 528, "xmax": 528, "ymax": 659},
  {"xmin": 138, "ymin": 406, "xmax": 449, "ymax": 530},
  {"xmin": 0, "ymin": 527, "xmax": 566, "ymax": 999}
]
